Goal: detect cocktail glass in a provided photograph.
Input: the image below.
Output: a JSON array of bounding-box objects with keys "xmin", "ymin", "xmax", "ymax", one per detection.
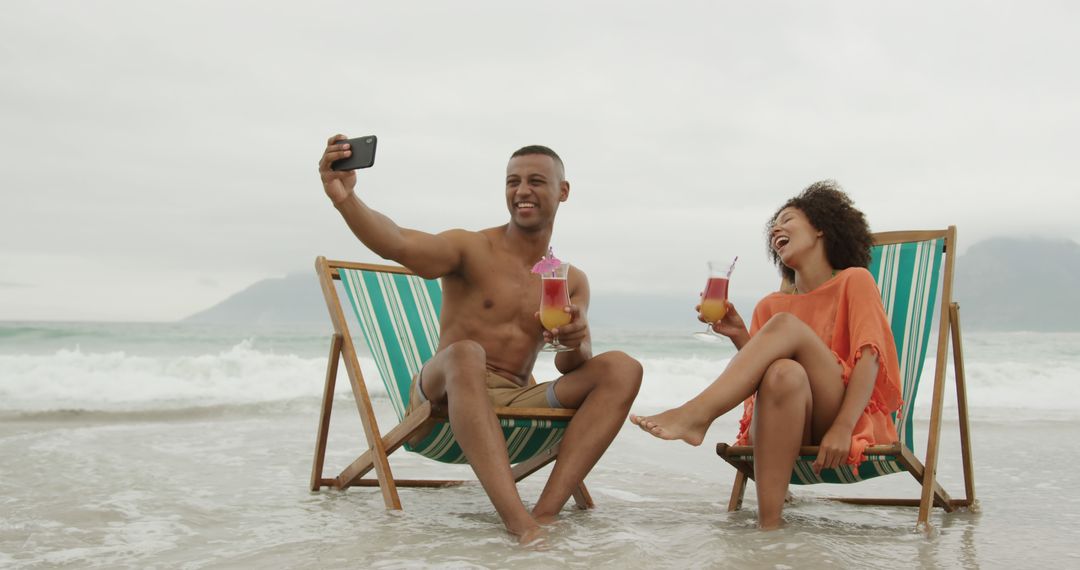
[
  {"xmin": 694, "ymin": 257, "xmax": 736, "ymax": 342},
  {"xmin": 540, "ymin": 262, "xmax": 575, "ymax": 352}
]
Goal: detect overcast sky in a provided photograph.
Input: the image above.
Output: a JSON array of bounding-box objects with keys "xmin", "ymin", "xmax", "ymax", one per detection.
[{"xmin": 2, "ymin": 1, "xmax": 1078, "ymax": 321}]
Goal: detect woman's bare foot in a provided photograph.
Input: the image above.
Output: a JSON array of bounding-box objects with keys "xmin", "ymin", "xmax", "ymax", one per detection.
[
  {"xmin": 758, "ymin": 516, "xmax": 785, "ymax": 531},
  {"xmin": 628, "ymin": 406, "xmax": 710, "ymax": 446}
]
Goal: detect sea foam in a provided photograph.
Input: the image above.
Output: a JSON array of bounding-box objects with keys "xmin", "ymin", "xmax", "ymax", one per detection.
[
  {"xmin": 0, "ymin": 340, "xmax": 354, "ymax": 413},
  {"xmin": 1, "ymin": 337, "xmax": 1077, "ymax": 420}
]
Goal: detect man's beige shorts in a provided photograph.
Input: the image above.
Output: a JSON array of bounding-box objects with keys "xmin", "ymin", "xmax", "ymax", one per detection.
[{"xmin": 406, "ymin": 367, "xmax": 566, "ymax": 414}]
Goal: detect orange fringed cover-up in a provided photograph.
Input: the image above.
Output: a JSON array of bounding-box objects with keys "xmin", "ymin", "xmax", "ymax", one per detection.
[{"xmin": 734, "ymin": 267, "xmax": 903, "ymax": 466}]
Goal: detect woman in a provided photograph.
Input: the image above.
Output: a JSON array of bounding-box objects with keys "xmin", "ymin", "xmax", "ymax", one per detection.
[{"xmin": 630, "ymin": 180, "xmax": 902, "ymax": 529}]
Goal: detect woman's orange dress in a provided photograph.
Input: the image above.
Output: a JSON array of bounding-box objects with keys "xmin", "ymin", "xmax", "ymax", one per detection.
[{"xmin": 734, "ymin": 267, "xmax": 903, "ymax": 466}]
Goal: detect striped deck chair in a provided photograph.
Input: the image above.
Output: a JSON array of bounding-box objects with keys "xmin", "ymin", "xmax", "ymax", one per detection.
[
  {"xmin": 716, "ymin": 227, "xmax": 977, "ymax": 528},
  {"xmin": 309, "ymin": 258, "xmax": 592, "ymax": 511}
]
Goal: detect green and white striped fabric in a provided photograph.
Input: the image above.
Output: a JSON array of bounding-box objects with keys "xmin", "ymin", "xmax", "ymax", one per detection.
[
  {"xmin": 870, "ymin": 238, "xmax": 944, "ymax": 452},
  {"xmin": 732, "ymin": 238, "xmax": 945, "ymax": 485},
  {"xmin": 339, "ymin": 268, "xmax": 569, "ymax": 464}
]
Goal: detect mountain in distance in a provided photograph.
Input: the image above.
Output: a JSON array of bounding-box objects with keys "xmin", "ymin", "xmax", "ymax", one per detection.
[
  {"xmin": 181, "ymin": 270, "xmax": 710, "ymax": 330},
  {"xmin": 952, "ymin": 237, "xmax": 1080, "ymax": 331},
  {"xmin": 184, "ymin": 272, "xmax": 329, "ymax": 325},
  {"xmin": 183, "ymin": 237, "xmax": 1080, "ymax": 332}
]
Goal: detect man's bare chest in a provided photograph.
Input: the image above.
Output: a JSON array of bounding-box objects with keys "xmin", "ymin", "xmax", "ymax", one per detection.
[
  {"xmin": 471, "ymin": 270, "xmax": 542, "ymax": 324},
  {"xmin": 441, "ymin": 257, "xmax": 546, "ymax": 324}
]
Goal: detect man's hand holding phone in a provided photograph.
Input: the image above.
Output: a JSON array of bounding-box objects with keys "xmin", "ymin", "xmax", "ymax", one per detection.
[
  {"xmin": 319, "ymin": 134, "xmax": 357, "ymax": 206},
  {"xmin": 319, "ymin": 134, "xmax": 377, "ymax": 207}
]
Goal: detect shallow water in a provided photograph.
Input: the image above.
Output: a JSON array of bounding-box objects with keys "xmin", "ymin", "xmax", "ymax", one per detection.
[
  {"xmin": 3, "ymin": 400, "xmax": 1078, "ymax": 568},
  {"xmin": 3, "ymin": 323, "xmax": 1080, "ymax": 567}
]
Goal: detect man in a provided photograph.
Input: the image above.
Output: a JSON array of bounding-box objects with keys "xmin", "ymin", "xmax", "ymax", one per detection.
[{"xmin": 318, "ymin": 135, "xmax": 642, "ymax": 544}]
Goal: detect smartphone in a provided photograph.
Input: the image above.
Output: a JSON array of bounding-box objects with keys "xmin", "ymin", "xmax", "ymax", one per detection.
[{"xmin": 330, "ymin": 135, "xmax": 378, "ymax": 171}]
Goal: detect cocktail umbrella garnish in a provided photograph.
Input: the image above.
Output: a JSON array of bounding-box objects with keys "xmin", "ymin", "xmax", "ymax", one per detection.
[{"xmin": 531, "ymin": 247, "xmax": 563, "ymax": 277}]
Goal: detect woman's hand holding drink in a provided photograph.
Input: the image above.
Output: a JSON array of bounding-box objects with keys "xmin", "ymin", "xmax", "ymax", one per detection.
[{"xmin": 693, "ymin": 257, "xmax": 737, "ymax": 342}]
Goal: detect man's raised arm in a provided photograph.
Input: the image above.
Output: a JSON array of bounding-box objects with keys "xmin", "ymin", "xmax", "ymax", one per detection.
[{"xmin": 318, "ymin": 134, "xmax": 462, "ymax": 279}]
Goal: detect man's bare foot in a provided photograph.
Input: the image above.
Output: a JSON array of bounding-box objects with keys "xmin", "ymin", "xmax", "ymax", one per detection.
[
  {"xmin": 628, "ymin": 407, "xmax": 709, "ymax": 446},
  {"xmin": 532, "ymin": 512, "xmax": 558, "ymax": 525},
  {"xmin": 514, "ymin": 525, "xmax": 548, "ymax": 546}
]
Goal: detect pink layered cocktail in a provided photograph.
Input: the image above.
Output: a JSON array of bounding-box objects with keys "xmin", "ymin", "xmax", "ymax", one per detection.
[
  {"xmin": 693, "ymin": 257, "xmax": 737, "ymax": 342},
  {"xmin": 698, "ymin": 276, "xmax": 729, "ymax": 323},
  {"xmin": 535, "ymin": 258, "xmax": 574, "ymax": 352},
  {"xmin": 540, "ymin": 277, "xmax": 572, "ymax": 330}
]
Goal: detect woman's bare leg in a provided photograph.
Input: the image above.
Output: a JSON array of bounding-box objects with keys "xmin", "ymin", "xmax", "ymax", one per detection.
[
  {"xmin": 629, "ymin": 312, "xmax": 844, "ymax": 446},
  {"xmin": 751, "ymin": 359, "xmax": 814, "ymax": 528}
]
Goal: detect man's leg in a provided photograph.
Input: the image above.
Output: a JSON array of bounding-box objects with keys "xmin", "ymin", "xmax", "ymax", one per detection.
[
  {"xmin": 531, "ymin": 351, "xmax": 643, "ymax": 520},
  {"xmin": 420, "ymin": 340, "xmax": 541, "ymax": 543}
]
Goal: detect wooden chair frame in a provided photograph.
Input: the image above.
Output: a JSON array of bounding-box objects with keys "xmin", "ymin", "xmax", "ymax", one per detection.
[
  {"xmin": 309, "ymin": 257, "xmax": 593, "ymax": 510},
  {"xmin": 716, "ymin": 227, "xmax": 977, "ymax": 529}
]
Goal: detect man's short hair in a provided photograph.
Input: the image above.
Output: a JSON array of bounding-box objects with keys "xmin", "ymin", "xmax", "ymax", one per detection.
[{"xmin": 510, "ymin": 145, "xmax": 565, "ymax": 180}]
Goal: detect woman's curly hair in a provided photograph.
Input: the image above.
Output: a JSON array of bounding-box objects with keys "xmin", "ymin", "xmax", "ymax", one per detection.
[{"xmin": 767, "ymin": 180, "xmax": 873, "ymax": 283}]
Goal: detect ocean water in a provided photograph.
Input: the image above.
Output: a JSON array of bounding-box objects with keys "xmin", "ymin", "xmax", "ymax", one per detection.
[
  {"xmin": 2, "ymin": 321, "xmax": 1079, "ymax": 567},
  {"xmin": 3, "ymin": 321, "xmax": 1078, "ymax": 420}
]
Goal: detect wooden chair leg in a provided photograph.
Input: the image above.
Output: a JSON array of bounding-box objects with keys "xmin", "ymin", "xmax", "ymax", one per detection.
[
  {"xmin": 950, "ymin": 303, "xmax": 978, "ymax": 511},
  {"xmin": 728, "ymin": 471, "xmax": 748, "ymax": 512},
  {"xmin": 310, "ymin": 334, "xmax": 342, "ymax": 491},
  {"xmin": 917, "ymin": 475, "xmax": 935, "ymax": 530},
  {"xmin": 364, "ymin": 426, "xmax": 401, "ymax": 508},
  {"xmin": 917, "ymin": 286, "xmax": 956, "ymax": 529},
  {"xmin": 510, "ymin": 442, "xmax": 560, "ymax": 482},
  {"xmin": 894, "ymin": 447, "xmax": 953, "ymax": 510},
  {"xmin": 571, "ymin": 482, "xmax": 595, "ymax": 509},
  {"xmin": 338, "ymin": 352, "xmax": 400, "ymax": 509},
  {"xmin": 508, "ymin": 441, "xmax": 594, "ymax": 509},
  {"xmin": 337, "ymin": 402, "xmax": 436, "ymax": 489}
]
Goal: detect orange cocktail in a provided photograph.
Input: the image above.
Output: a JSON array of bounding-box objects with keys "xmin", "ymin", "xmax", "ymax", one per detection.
[
  {"xmin": 540, "ymin": 277, "xmax": 572, "ymax": 330},
  {"xmin": 537, "ymin": 260, "xmax": 574, "ymax": 352},
  {"xmin": 698, "ymin": 276, "xmax": 729, "ymax": 323},
  {"xmin": 694, "ymin": 257, "xmax": 736, "ymax": 342}
]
